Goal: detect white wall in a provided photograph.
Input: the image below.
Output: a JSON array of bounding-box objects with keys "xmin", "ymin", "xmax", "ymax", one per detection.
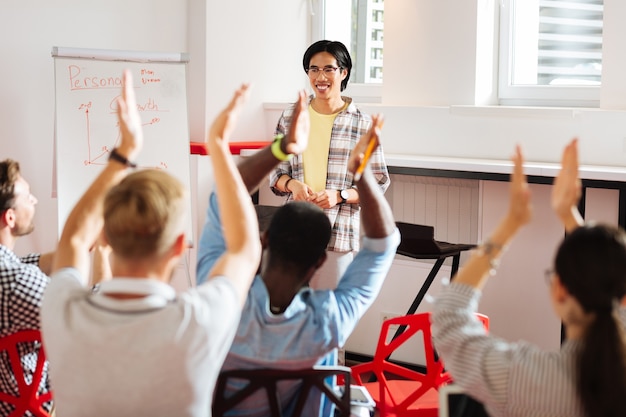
[
  {"xmin": 383, "ymin": 0, "xmax": 479, "ymax": 105},
  {"xmin": 0, "ymin": 0, "xmax": 310, "ymax": 258},
  {"xmin": 0, "ymin": 1, "xmax": 188, "ymax": 257},
  {"xmin": 3, "ymin": 0, "xmax": 626, "ymax": 358},
  {"xmin": 190, "ymin": 0, "xmax": 310, "ymax": 143}
]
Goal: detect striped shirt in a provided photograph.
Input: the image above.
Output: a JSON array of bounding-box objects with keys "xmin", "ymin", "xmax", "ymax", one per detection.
[
  {"xmin": 432, "ymin": 282, "xmax": 626, "ymax": 417},
  {"xmin": 269, "ymin": 95, "xmax": 390, "ymax": 252}
]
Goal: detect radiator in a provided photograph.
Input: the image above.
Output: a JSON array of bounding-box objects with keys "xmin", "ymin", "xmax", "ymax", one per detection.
[{"xmin": 386, "ymin": 174, "xmax": 479, "ymax": 246}]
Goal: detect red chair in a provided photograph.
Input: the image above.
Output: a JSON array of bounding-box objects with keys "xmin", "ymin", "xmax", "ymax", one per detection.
[
  {"xmin": 351, "ymin": 312, "xmax": 488, "ymax": 417},
  {"xmin": 0, "ymin": 330, "xmax": 52, "ymax": 417}
]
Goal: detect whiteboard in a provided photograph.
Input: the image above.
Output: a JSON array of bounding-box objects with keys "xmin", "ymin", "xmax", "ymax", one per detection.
[{"xmin": 52, "ymin": 47, "xmax": 193, "ymax": 245}]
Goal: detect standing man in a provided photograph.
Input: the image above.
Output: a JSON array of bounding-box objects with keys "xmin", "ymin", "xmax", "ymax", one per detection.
[
  {"xmin": 197, "ymin": 90, "xmax": 399, "ymax": 417},
  {"xmin": 269, "ymin": 40, "xmax": 390, "ymax": 291},
  {"xmin": 0, "ymin": 159, "xmax": 54, "ymax": 414},
  {"xmin": 41, "ymin": 72, "xmax": 261, "ymax": 417}
]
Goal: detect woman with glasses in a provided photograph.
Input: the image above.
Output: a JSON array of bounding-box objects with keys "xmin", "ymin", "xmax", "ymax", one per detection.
[
  {"xmin": 432, "ymin": 139, "xmax": 626, "ymax": 417},
  {"xmin": 269, "ymin": 40, "xmax": 390, "ymax": 292}
]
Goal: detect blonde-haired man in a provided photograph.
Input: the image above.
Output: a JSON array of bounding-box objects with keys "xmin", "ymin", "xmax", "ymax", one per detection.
[{"xmin": 41, "ymin": 72, "xmax": 261, "ymax": 417}]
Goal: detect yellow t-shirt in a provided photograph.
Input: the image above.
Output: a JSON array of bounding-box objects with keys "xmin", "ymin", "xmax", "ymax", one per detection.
[{"xmin": 303, "ymin": 103, "xmax": 346, "ymax": 192}]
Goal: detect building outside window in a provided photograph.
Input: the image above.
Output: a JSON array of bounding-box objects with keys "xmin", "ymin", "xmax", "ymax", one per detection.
[
  {"xmin": 499, "ymin": 0, "xmax": 604, "ymax": 106},
  {"xmin": 314, "ymin": 0, "xmax": 384, "ymax": 85}
]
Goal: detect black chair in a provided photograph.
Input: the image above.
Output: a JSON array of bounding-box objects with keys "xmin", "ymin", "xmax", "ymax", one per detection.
[
  {"xmin": 254, "ymin": 204, "xmax": 280, "ymax": 233},
  {"xmin": 213, "ymin": 366, "xmax": 352, "ymax": 417}
]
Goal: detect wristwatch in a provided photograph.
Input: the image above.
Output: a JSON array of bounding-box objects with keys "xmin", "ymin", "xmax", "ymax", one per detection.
[{"xmin": 339, "ymin": 189, "xmax": 350, "ymax": 204}]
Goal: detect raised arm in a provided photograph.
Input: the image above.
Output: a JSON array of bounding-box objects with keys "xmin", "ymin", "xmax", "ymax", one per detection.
[
  {"xmin": 204, "ymin": 84, "xmax": 262, "ymax": 306},
  {"xmin": 551, "ymin": 138, "xmax": 584, "ymax": 233},
  {"xmin": 347, "ymin": 114, "xmax": 395, "ymax": 238},
  {"xmin": 237, "ymin": 90, "xmax": 308, "ymax": 193},
  {"xmin": 453, "ymin": 145, "xmax": 532, "ymax": 290},
  {"xmin": 52, "ymin": 70, "xmax": 142, "ymax": 281}
]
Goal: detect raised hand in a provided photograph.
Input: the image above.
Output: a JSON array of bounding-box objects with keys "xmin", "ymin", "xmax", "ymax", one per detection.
[
  {"xmin": 283, "ymin": 90, "xmax": 309, "ymax": 156},
  {"xmin": 551, "ymin": 139, "xmax": 583, "ymax": 232},
  {"xmin": 208, "ymin": 84, "xmax": 251, "ymax": 149},
  {"xmin": 507, "ymin": 145, "xmax": 532, "ymax": 228},
  {"xmin": 116, "ymin": 70, "xmax": 143, "ymax": 161},
  {"xmin": 348, "ymin": 114, "xmax": 384, "ymax": 175}
]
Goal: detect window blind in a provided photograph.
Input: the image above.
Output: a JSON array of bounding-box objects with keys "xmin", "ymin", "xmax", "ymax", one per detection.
[{"xmin": 538, "ymin": 0, "xmax": 603, "ymax": 85}]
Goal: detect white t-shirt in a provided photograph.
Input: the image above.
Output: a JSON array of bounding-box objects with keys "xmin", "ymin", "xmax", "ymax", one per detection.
[{"xmin": 41, "ymin": 269, "xmax": 240, "ymax": 417}]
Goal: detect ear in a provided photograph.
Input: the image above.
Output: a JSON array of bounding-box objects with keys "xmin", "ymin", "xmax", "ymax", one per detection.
[
  {"xmin": 552, "ymin": 274, "xmax": 570, "ymax": 304},
  {"xmin": 302, "ymin": 253, "xmax": 329, "ymax": 287},
  {"xmin": 172, "ymin": 233, "xmax": 187, "ymax": 257},
  {"xmin": 98, "ymin": 229, "xmax": 109, "ymax": 246},
  {"xmin": 313, "ymin": 252, "xmax": 327, "ymax": 271},
  {"xmin": 1, "ymin": 208, "xmax": 16, "ymax": 228},
  {"xmin": 340, "ymin": 67, "xmax": 348, "ymax": 81},
  {"xmin": 260, "ymin": 231, "xmax": 269, "ymax": 249}
]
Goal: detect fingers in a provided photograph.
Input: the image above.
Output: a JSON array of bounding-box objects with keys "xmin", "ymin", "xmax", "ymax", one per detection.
[
  {"xmin": 350, "ymin": 114, "xmax": 384, "ymax": 176},
  {"xmin": 116, "ymin": 71, "xmax": 130, "ymax": 124},
  {"xmin": 296, "ymin": 90, "xmax": 307, "ymax": 110},
  {"xmin": 290, "ymin": 90, "xmax": 307, "ymax": 119},
  {"xmin": 116, "ymin": 70, "xmax": 143, "ymax": 158},
  {"xmin": 228, "ymin": 83, "xmax": 251, "ymax": 113},
  {"xmin": 208, "ymin": 83, "xmax": 252, "ymax": 145},
  {"xmin": 562, "ymin": 138, "xmax": 579, "ymax": 173},
  {"xmin": 122, "ymin": 70, "xmax": 137, "ymax": 110},
  {"xmin": 366, "ymin": 114, "xmax": 383, "ymax": 152},
  {"xmin": 118, "ymin": 70, "xmax": 137, "ymax": 126},
  {"xmin": 511, "ymin": 144, "xmax": 524, "ymax": 183},
  {"xmin": 372, "ymin": 113, "xmax": 384, "ymax": 132},
  {"xmin": 364, "ymin": 114, "xmax": 383, "ymax": 150},
  {"xmin": 222, "ymin": 84, "xmax": 251, "ymax": 125},
  {"xmin": 285, "ymin": 90, "xmax": 310, "ymax": 155}
]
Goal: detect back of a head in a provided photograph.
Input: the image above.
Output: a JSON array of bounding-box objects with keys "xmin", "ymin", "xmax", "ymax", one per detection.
[
  {"xmin": 555, "ymin": 223, "xmax": 626, "ymax": 417},
  {"xmin": 556, "ymin": 223, "xmax": 626, "ymax": 315},
  {"xmin": 0, "ymin": 159, "xmax": 20, "ymax": 213},
  {"xmin": 104, "ymin": 169, "xmax": 187, "ymax": 260},
  {"xmin": 302, "ymin": 40, "xmax": 352, "ymax": 91},
  {"xmin": 267, "ymin": 202, "xmax": 331, "ymax": 272}
]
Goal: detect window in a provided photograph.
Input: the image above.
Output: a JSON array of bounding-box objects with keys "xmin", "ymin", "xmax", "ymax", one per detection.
[
  {"xmin": 311, "ymin": 0, "xmax": 383, "ymax": 101},
  {"xmin": 499, "ymin": 0, "xmax": 604, "ymax": 107}
]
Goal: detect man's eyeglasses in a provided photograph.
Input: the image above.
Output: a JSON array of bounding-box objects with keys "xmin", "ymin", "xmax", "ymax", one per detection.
[
  {"xmin": 544, "ymin": 268, "xmax": 555, "ymax": 286},
  {"xmin": 306, "ymin": 66, "xmax": 341, "ymax": 77}
]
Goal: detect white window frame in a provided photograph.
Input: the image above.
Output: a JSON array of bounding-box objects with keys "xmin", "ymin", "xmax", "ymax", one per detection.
[
  {"xmin": 498, "ymin": 0, "xmax": 601, "ymax": 107},
  {"xmin": 309, "ymin": 0, "xmax": 382, "ymax": 103}
]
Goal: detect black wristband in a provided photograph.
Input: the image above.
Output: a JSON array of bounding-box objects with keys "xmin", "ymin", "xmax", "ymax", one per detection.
[
  {"xmin": 108, "ymin": 148, "xmax": 137, "ymax": 168},
  {"xmin": 285, "ymin": 178, "xmax": 293, "ymax": 193}
]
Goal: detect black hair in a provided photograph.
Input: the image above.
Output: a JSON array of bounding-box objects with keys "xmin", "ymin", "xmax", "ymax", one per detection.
[
  {"xmin": 554, "ymin": 223, "xmax": 626, "ymax": 417},
  {"xmin": 266, "ymin": 201, "xmax": 331, "ymax": 274},
  {"xmin": 302, "ymin": 40, "xmax": 352, "ymax": 91}
]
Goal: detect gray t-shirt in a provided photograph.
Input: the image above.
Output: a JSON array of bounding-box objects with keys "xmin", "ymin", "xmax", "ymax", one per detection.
[{"xmin": 41, "ymin": 269, "xmax": 240, "ymax": 417}]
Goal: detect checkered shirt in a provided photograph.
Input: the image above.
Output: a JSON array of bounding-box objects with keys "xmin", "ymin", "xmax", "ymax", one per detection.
[
  {"xmin": 0, "ymin": 245, "xmax": 51, "ymax": 415},
  {"xmin": 270, "ymin": 96, "xmax": 390, "ymax": 252}
]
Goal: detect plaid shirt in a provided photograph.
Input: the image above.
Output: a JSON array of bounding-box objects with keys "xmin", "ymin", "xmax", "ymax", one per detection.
[
  {"xmin": 0, "ymin": 245, "xmax": 51, "ymax": 415},
  {"xmin": 269, "ymin": 96, "xmax": 390, "ymax": 252}
]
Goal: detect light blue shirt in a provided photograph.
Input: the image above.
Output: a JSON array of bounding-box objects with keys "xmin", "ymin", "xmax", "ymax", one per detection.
[{"xmin": 197, "ymin": 192, "xmax": 400, "ymax": 416}]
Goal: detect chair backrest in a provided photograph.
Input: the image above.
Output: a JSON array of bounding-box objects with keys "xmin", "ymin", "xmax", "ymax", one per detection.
[
  {"xmin": 0, "ymin": 329, "xmax": 52, "ymax": 417},
  {"xmin": 381, "ymin": 312, "xmax": 443, "ymax": 390},
  {"xmin": 213, "ymin": 365, "xmax": 352, "ymax": 417},
  {"xmin": 351, "ymin": 312, "xmax": 489, "ymax": 416}
]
